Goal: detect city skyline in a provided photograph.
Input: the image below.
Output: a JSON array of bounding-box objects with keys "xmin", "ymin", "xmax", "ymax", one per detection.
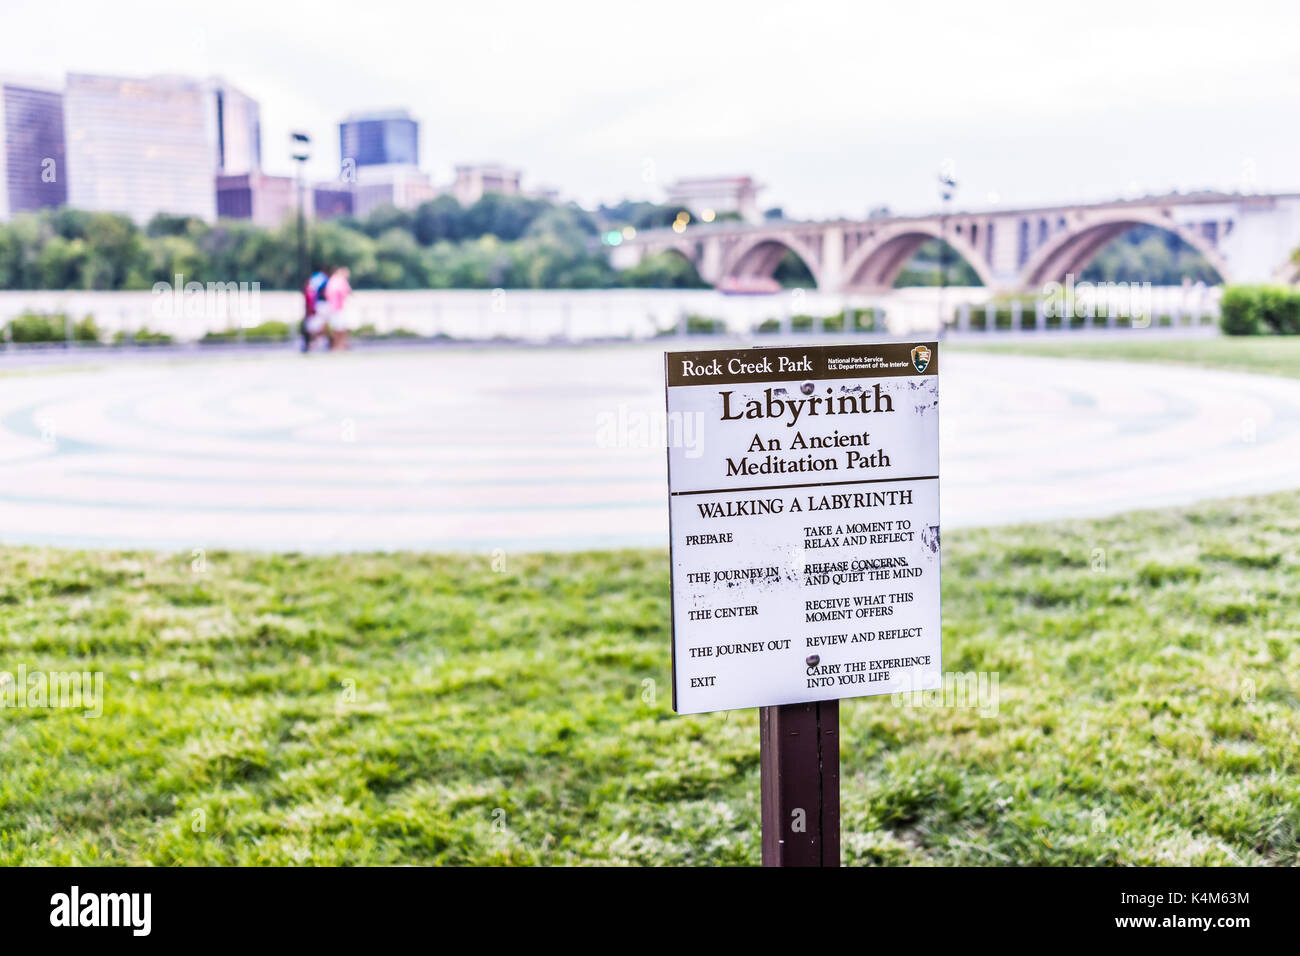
[{"xmin": 3, "ymin": 0, "xmax": 1300, "ymax": 219}]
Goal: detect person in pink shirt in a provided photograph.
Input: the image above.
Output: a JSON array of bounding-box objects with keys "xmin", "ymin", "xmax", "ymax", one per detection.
[{"xmin": 323, "ymin": 266, "xmax": 353, "ymax": 350}]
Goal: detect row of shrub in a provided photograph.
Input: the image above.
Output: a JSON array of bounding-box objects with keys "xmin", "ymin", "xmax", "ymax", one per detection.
[
  {"xmin": 5, "ymin": 312, "xmax": 101, "ymax": 343},
  {"xmin": 0, "ymin": 310, "xmax": 275, "ymax": 345},
  {"xmin": 947, "ymin": 308, "xmax": 1203, "ymax": 331},
  {"xmin": 758, "ymin": 309, "xmax": 882, "ymax": 334},
  {"xmin": 943, "ymin": 286, "xmax": 1299, "ymax": 336},
  {"xmin": 657, "ymin": 309, "xmax": 885, "ymax": 336},
  {"xmin": 0, "ymin": 311, "xmax": 444, "ymax": 346},
  {"xmin": 13, "ymin": 290, "xmax": 1297, "ymax": 343},
  {"xmin": 1219, "ymin": 285, "xmax": 1300, "ymax": 335},
  {"xmin": 200, "ymin": 321, "xmax": 294, "ymax": 343}
]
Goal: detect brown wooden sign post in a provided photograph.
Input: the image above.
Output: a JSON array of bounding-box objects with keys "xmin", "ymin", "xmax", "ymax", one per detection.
[
  {"xmin": 760, "ymin": 701, "xmax": 840, "ymax": 866},
  {"xmin": 664, "ymin": 343, "xmax": 940, "ymax": 869}
]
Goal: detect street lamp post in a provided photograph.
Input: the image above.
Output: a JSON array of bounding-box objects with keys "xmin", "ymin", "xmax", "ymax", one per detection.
[
  {"xmin": 291, "ymin": 131, "xmax": 312, "ymax": 292},
  {"xmin": 937, "ymin": 165, "xmax": 958, "ymax": 334}
]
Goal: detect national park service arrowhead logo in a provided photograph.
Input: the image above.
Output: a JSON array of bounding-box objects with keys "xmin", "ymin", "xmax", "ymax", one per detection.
[{"xmin": 910, "ymin": 345, "xmax": 931, "ymax": 373}]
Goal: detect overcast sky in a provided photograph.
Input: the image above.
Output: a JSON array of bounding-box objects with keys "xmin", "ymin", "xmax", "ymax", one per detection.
[{"xmin": 5, "ymin": 0, "xmax": 1298, "ymax": 219}]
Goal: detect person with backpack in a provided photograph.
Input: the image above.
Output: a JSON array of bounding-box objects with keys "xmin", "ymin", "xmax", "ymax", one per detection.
[{"xmin": 301, "ymin": 267, "xmax": 331, "ymax": 352}]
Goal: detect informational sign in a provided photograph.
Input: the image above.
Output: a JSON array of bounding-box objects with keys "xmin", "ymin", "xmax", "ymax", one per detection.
[{"xmin": 665, "ymin": 342, "xmax": 941, "ymax": 714}]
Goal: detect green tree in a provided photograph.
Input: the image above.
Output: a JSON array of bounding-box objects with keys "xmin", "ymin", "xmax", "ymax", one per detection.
[
  {"xmin": 146, "ymin": 213, "xmax": 208, "ymax": 240},
  {"xmin": 774, "ymin": 249, "xmax": 817, "ymax": 287},
  {"xmin": 893, "ymin": 240, "xmax": 982, "ymax": 287},
  {"xmin": 50, "ymin": 207, "xmax": 93, "ymax": 241},
  {"xmin": 0, "ymin": 223, "xmax": 25, "ymax": 288},
  {"xmin": 4, "ymin": 213, "xmax": 57, "ymax": 287},
  {"xmin": 357, "ymin": 204, "xmax": 414, "ymax": 239},
  {"xmin": 37, "ymin": 236, "xmax": 89, "ymax": 289},
  {"xmin": 462, "ymin": 194, "xmax": 548, "ymax": 241},
  {"xmin": 413, "ymin": 195, "xmax": 467, "ymax": 245},
  {"xmin": 620, "ymin": 250, "xmax": 706, "ymax": 288},
  {"xmin": 525, "ymin": 204, "xmax": 598, "ymax": 244},
  {"xmin": 372, "ymin": 228, "xmax": 430, "ymax": 289},
  {"xmin": 1082, "ymin": 225, "xmax": 1220, "ymax": 284},
  {"xmin": 149, "ymin": 235, "xmax": 206, "ymax": 284},
  {"xmin": 598, "ymin": 200, "xmax": 691, "ymax": 231},
  {"xmin": 81, "ymin": 213, "xmax": 148, "ymax": 289},
  {"xmin": 308, "ymin": 220, "xmax": 378, "ymax": 285}
]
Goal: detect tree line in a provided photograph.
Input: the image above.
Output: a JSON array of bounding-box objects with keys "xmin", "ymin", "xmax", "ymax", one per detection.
[{"xmin": 0, "ymin": 196, "xmax": 711, "ymax": 291}]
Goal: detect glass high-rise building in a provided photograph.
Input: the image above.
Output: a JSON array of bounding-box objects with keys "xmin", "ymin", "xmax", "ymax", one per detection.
[
  {"xmin": 213, "ymin": 81, "xmax": 261, "ymax": 176},
  {"xmin": 339, "ymin": 110, "xmax": 419, "ymax": 170},
  {"xmin": 0, "ymin": 78, "xmax": 67, "ymax": 219},
  {"xmin": 64, "ymin": 73, "xmax": 261, "ymax": 224}
]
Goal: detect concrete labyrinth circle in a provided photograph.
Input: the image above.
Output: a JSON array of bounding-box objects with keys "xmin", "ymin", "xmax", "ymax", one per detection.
[{"xmin": 1, "ymin": 346, "xmax": 1299, "ymax": 552}]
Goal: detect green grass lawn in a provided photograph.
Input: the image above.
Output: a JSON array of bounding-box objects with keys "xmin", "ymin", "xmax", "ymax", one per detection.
[
  {"xmin": 2, "ymin": 492, "xmax": 1298, "ymax": 866},
  {"xmin": 948, "ymin": 335, "xmax": 1300, "ymax": 379}
]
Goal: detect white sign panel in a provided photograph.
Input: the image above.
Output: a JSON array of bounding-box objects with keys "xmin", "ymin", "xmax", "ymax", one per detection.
[{"xmin": 665, "ymin": 342, "xmax": 942, "ymax": 714}]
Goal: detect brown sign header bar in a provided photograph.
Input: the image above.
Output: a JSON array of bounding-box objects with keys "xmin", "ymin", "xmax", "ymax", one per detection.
[{"xmin": 665, "ymin": 341, "xmax": 938, "ymax": 387}]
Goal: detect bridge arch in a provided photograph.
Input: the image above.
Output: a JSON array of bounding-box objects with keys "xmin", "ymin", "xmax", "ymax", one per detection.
[
  {"xmin": 1020, "ymin": 211, "xmax": 1231, "ymax": 288},
  {"xmin": 655, "ymin": 245, "xmax": 708, "ymax": 286},
  {"xmin": 840, "ymin": 224, "xmax": 994, "ymax": 291},
  {"xmin": 719, "ymin": 234, "xmax": 824, "ymax": 289}
]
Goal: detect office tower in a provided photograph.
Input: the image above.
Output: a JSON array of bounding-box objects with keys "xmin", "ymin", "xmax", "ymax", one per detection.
[
  {"xmin": 216, "ymin": 171, "xmax": 294, "ymax": 226},
  {"xmin": 64, "ymin": 73, "xmax": 261, "ymax": 223},
  {"xmin": 336, "ymin": 109, "xmax": 428, "ymax": 216},
  {"xmin": 0, "ymin": 77, "xmax": 67, "ymax": 219},
  {"xmin": 212, "ymin": 79, "xmax": 261, "ymax": 175},
  {"xmin": 353, "ymin": 164, "xmax": 435, "ymax": 217},
  {"xmin": 666, "ymin": 175, "xmax": 763, "ymax": 224},
  {"xmin": 65, "ymin": 73, "xmax": 217, "ymax": 222},
  {"xmin": 313, "ymin": 183, "xmax": 354, "ymax": 220},
  {"xmin": 339, "ymin": 109, "xmax": 419, "ymax": 170},
  {"xmin": 453, "ymin": 163, "xmax": 522, "ymax": 206}
]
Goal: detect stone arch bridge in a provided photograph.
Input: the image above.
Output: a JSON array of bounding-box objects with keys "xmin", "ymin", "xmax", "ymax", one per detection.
[{"xmin": 611, "ymin": 192, "xmax": 1300, "ymax": 293}]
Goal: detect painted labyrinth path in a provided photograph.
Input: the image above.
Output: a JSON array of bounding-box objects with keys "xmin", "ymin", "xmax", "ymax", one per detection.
[{"xmin": 1, "ymin": 346, "xmax": 1300, "ymax": 552}]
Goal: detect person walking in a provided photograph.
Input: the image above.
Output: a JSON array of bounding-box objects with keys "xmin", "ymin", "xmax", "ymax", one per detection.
[
  {"xmin": 302, "ymin": 267, "xmax": 330, "ymax": 352},
  {"xmin": 324, "ymin": 266, "xmax": 353, "ymax": 350}
]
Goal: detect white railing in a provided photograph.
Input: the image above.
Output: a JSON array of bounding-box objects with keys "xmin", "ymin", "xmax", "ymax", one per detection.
[{"xmin": 0, "ymin": 285, "xmax": 1225, "ymax": 347}]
